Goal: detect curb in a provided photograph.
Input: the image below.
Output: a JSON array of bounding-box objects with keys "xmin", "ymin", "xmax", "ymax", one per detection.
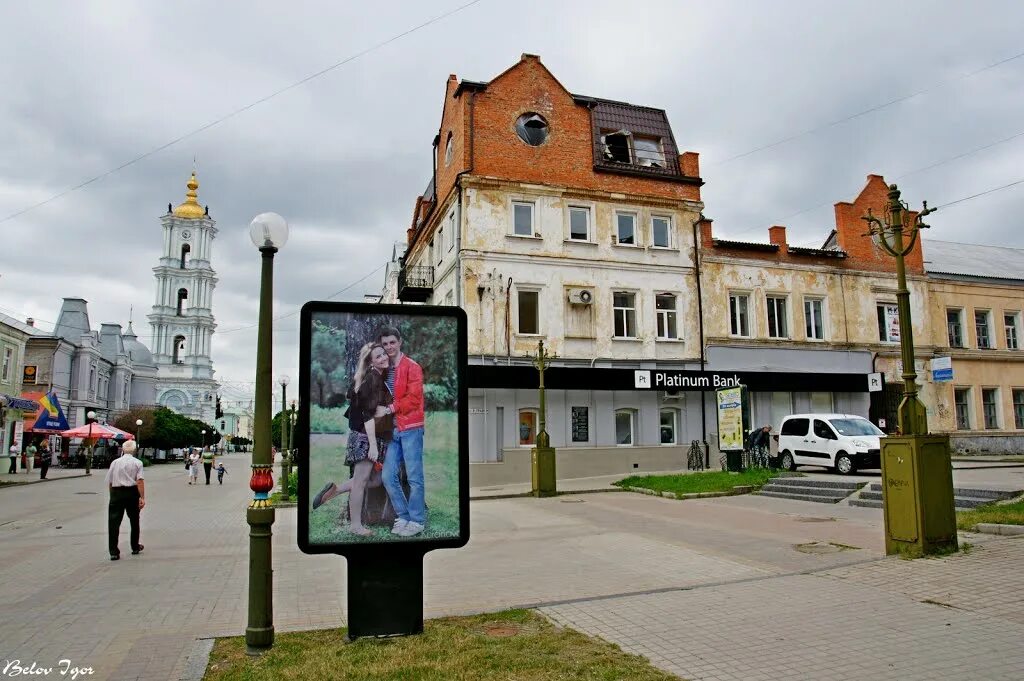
[
  {"xmin": 0, "ymin": 473, "xmax": 92, "ymax": 487},
  {"xmin": 973, "ymin": 523, "xmax": 1024, "ymax": 536},
  {"xmin": 622, "ymin": 485, "xmax": 753, "ymax": 500},
  {"xmin": 180, "ymin": 637, "xmax": 215, "ymax": 680},
  {"xmin": 471, "ymin": 488, "xmax": 627, "ymax": 501}
]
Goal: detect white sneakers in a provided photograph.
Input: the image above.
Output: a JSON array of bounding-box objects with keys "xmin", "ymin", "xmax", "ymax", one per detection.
[{"xmin": 390, "ymin": 518, "xmax": 425, "ymax": 537}]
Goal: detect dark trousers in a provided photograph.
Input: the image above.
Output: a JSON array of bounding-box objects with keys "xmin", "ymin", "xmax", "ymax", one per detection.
[
  {"xmin": 108, "ymin": 486, "xmax": 141, "ymax": 556},
  {"xmin": 39, "ymin": 459, "xmax": 50, "ymax": 479},
  {"xmin": 8, "ymin": 457, "xmax": 16, "ymax": 474},
  {"xmin": 203, "ymin": 462, "xmax": 213, "ymax": 484}
]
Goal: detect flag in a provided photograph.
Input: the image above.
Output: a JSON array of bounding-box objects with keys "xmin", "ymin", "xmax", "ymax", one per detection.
[{"xmin": 31, "ymin": 391, "xmax": 69, "ymax": 432}]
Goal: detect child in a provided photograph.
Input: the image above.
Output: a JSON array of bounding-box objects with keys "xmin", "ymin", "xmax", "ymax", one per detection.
[{"xmin": 216, "ymin": 462, "xmax": 227, "ymax": 485}]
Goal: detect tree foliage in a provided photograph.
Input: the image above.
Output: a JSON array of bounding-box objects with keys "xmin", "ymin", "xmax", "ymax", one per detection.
[{"xmin": 114, "ymin": 406, "xmax": 223, "ymax": 451}]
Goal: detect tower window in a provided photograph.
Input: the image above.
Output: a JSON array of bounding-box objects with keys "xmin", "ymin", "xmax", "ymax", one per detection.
[
  {"xmin": 173, "ymin": 335, "xmax": 186, "ymax": 364},
  {"xmin": 180, "ymin": 244, "xmax": 191, "ymax": 269},
  {"xmin": 176, "ymin": 288, "xmax": 188, "ymax": 316}
]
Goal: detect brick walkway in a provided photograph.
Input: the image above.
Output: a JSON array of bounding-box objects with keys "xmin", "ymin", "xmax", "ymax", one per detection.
[{"xmin": 1, "ymin": 459, "xmax": 1020, "ymax": 680}]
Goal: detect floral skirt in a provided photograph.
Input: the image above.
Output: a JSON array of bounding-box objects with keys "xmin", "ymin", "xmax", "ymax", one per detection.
[{"xmin": 345, "ymin": 430, "xmax": 390, "ymax": 466}]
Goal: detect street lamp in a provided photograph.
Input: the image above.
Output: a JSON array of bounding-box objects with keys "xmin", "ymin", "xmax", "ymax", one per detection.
[
  {"xmin": 85, "ymin": 410, "xmax": 97, "ymax": 475},
  {"xmin": 279, "ymin": 375, "xmax": 290, "ymax": 501},
  {"xmin": 135, "ymin": 419, "xmax": 143, "ymax": 454},
  {"xmin": 246, "ymin": 211, "xmax": 289, "ymax": 654},
  {"xmin": 862, "ymin": 183, "xmax": 956, "ymax": 557},
  {"xmin": 201, "ymin": 429, "xmax": 207, "ymax": 450}
]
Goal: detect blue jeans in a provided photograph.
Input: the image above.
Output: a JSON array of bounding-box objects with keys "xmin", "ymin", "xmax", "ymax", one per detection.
[{"xmin": 383, "ymin": 427, "xmax": 425, "ymax": 525}]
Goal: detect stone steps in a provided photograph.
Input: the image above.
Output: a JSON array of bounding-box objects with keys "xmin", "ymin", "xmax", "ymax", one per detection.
[
  {"xmin": 755, "ymin": 477, "xmax": 865, "ymax": 504},
  {"xmin": 849, "ymin": 483, "xmax": 1022, "ymax": 510}
]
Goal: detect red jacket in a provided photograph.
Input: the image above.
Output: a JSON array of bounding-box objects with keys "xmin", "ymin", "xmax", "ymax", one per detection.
[{"xmin": 392, "ymin": 354, "xmax": 425, "ymax": 431}]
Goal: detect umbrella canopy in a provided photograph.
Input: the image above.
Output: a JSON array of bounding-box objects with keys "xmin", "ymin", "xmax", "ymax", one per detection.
[{"xmin": 60, "ymin": 423, "xmax": 135, "ymax": 440}]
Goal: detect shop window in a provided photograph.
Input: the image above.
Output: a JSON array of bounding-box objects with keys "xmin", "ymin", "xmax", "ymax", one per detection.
[
  {"xmin": 1005, "ymin": 313, "xmax": 1019, "ymax": 350},
  {"xmin": 975, "ymin": 310, "xmax": 992, "ymax": 349},
  {"xmin": 659, "ymin": 409, "xmax": 678, "ymax": 445},
  {"xmin": 877, "ymin": 304, "xmax": 900, "ymax": 342},
  {"xmin": 615, "ymin": 212, "xmax": 636, "ymax": 245},
  {"xmin": 613, "ymin": 292, "xmax": 637, "ymax": 338},
  {"xmin": 615, "ymin": 409, "xmax": 635, "ymax": 446},
  {"xmin": 810, "ymin": 392, "xmax": 832, "ymax": 413},
  {"xmin": 655, "ymin": 294, "xmax": 678, "ymax": 339},
  {"xmin": 518, "ymin": 409, "xmax": 538, "ymax": 446},
  {"xmin": 729, "ymin": 293, "xmax": 750, "ymax": 337},
  {"xmin": 512, "ymin": 201, "xmax": 534, "ymax": 237},
  {"xmin": 804, "ymin": 298, "xmax": 825, "ymax": 340},
  {"xmin": 954, "ymin": 388, "xmax": 971, "ymax": 430},
  {"xmin": 982, "ymin": 388, "xmax": 999, "ymax": 429},
  {"xmin": 766, "ymin": 296, "xmax": 788, "ymax": 338},
  {"xmin": 651, "ymin": 215, "xmax": 671, "ymax": 248},
  {"xmin": 947, "ymin": 309, "xmax": 964, "ymax": 348},
  {"xmin": 518, "ymin": 290, "xmax": 539, "ymax": 334},
  {"xmin": 568, "ymin": 206, "xmax": 591, "ymax": 241},
  {"xmin": 1014, "ymin": 389, "xmax": 1024, "ymax": 429}
]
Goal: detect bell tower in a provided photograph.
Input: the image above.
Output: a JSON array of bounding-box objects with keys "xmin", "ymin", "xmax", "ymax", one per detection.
[{"xmin": 148, "ymin": 171, "xmax": 220, "ymax": 422}]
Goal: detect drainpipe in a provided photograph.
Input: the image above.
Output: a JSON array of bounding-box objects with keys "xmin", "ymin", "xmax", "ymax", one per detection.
[
  {"xmin": 693, "ymin": 217, "xmax": 709, "ymax": 466},
  {"xmin": 505, "ymin": 277, "xmax": 513, "ymax": 365}
]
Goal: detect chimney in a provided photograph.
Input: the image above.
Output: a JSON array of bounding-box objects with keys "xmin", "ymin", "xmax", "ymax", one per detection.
[
  {"xmin": 698, "ymin": 218, "xmax": 714, "ymax": 248},
  {"xmin": 679, "ymin": 151, "xmax": 701, "ymax": 178},
  {"xmin": 768, "ymin": 226, "xmax": 788, "ymax": 254},
  {"xmin": 26, "ymin": 318, "xmax": 34, "ymax": 327}
]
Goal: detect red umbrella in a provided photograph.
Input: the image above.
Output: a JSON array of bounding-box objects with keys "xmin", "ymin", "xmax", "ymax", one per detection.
[{"xmin": 60, "ymin": 423, "xmax": 135, "ymax": 440}]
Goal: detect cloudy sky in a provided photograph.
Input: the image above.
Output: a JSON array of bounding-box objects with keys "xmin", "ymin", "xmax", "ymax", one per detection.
[{"xmin": 2, "ymin": 1, "xmax": 1022, "ymax": 410}]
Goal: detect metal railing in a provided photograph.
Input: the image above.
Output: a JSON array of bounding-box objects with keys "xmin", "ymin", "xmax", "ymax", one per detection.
[{"xmin": 398, "ymin": 265, "xmax": 434, "ymax": 291}]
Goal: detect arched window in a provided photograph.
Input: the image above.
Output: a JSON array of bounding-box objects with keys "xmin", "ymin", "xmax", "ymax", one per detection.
[
  {"xmin": 176, "ymin": 288, "xmax": 188, "ymax": 316},
  {"xmin": 518, "ymin": 408, "xmax": 538, "ymax": 446},
  {"xmin": 180, "ymin": 244, "xmax": 191, "ymax": 269},
  {"xmin": 173, "ymin": 335, "xmax": 186, "ymax": 364}
]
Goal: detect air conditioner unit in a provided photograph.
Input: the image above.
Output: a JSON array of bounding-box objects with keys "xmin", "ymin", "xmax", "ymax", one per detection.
[
  {"xmin": 663, "ymin": 390, "xmax": 681, "ymax": 401},
  {"xmin": 567, "ymin": 288, "xmax": 594, "ymax": 305}
]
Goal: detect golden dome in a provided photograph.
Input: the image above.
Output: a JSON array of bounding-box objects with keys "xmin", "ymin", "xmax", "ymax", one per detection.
[{"xmin": 172, "ymin": 171, "xmax": 205, "ymax": 219}]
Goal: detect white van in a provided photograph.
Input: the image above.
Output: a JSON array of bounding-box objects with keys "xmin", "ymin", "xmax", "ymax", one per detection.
[{"xmin": 776, "ymin": 414, "xmax": 883, "ymax": 475}]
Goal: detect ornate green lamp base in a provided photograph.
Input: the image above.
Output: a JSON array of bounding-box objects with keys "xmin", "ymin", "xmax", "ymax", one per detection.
[
  {"xmin": 531, "ymin": 443, "xmax": 557, "ymax": 498},
  {"xmin": 880, "ymin": 434, "xmax": 957, "ymax": 558}
]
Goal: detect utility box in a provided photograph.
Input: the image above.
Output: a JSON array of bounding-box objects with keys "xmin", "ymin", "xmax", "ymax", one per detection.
[
  {"xmin": 531, "ymin": 445, "xmax": 556, "ymax": 497},
  {"xmin": 880, "ymin": 434, "xmax": 957, "ymax": 557},
  {"xmin": 725, "ymin": 450, "xmax": 744, "ymax": 473}
]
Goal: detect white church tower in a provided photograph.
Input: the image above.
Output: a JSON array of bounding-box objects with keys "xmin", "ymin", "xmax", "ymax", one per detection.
[{"xmin": 148, "ymin": 172, "xmax": 220, "ymax": 422}]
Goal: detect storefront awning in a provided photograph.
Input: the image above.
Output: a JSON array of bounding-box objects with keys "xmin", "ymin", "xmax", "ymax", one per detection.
[{"xmin": 1, "ymin": 393, "xmax": 39, "ymax": 411}]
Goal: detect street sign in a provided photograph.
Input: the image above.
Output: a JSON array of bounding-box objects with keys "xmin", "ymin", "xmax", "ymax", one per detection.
[{"xmin": 931, "ymin": 356, "xmax": 953, "ymax": 382}]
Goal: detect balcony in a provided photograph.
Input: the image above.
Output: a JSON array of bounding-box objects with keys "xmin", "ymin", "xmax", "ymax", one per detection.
[{"xmin": 397, "ymin": 265, "xmax": 434, "ymax": 303}]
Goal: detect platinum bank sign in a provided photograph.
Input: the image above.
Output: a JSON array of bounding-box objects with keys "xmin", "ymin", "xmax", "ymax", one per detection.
[{"xmin": 634, "ymin": 370, "xmax": 742, "ymax": 389}]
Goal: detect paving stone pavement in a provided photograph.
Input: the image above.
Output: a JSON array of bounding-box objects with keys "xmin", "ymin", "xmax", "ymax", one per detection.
[{"xmin": 1, "ymin": 455, "xmax": 1018, "ymax": 681}]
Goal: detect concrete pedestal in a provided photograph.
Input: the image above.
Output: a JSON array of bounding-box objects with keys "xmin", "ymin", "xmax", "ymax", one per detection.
[{"xmin": 531, "ymin": 446, "xmax": 557, "ymax": 498}]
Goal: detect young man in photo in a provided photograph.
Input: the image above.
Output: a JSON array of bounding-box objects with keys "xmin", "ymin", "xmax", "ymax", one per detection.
[{"xmin": 377, "ymin": 327, "xmax": 426, "ymax": 537}]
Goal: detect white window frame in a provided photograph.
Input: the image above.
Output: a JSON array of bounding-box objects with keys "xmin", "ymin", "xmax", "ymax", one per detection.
[
  {"xmin": 804, "ymin": 297, "xmax": 825, "ymax": 341},
  {"xmin": 659, "ymin": 408, "xmax": 679, "ymax": 445},
  {"xmin": 650, "ymin": 214, "xmax": 673, "ymax": 249},
  {"xmin": 1013, "ymin": 388, "xmax": 1024, "ymax": 429},
  {"xmin": 877, "ymin": 303, "xmax": 900, "ymax": 343},
  {"xmin": 633, "ymin": 136, "xmax": 666, "ymax": 168},
  {"xmin": 614, "ymin": 211, "xmax": 637, "ymax": 246},
  {"xmin": 447, "ymin": 211, "xmax": 456, "ymax": 251},
  {"xmin": 766, "ymin": 294, "xmax": 789, "ymax": 339},
  {"xmin": 517, "ymin": 288, "xmax": 541, "ymax": 335},
  {"xmin": 436, "ymin": 228, "xmax": 444, "ymax": 265},
  {"xmin": 655, "ymin": 293, "xmax": 679, "ymax": 340},
  {"xmin": 975, "ymin": 309, "xmax": 992, "ymax": 349},
  {"xmin": 947, "ymin": 308, "xmax": 964, "ymax": 348},
  {"xmin": 982, "ymin": 387, "xmax": 1000, "ymax": 429},
  {"xmin": 954, "ymin": 387, "xmax": 971, "ymax": 430},
  {"xmin": 567, "ymin": 205, "xmax": 592, "ymax": 242},
  {"xmin": 729, "ymin": 292, "xmax": 751, "ymax": 338},
  {"xmin": 1004, "ymin": 312, "xmax": 1019, "ymax": 350},
  {"xmin": 615, "ymin": 408, "xmax": 636, "ymax": 446},
  {"xmin": 612, "ymin": 291, "xmax": 638, "ymax": 339},
  {"xmin": 1, "ymin": 346, "xmax": 11, "ymax": 382},
  {"xmin": 511, "ymin": 200, "xmax": 536, "ymax": 237}
]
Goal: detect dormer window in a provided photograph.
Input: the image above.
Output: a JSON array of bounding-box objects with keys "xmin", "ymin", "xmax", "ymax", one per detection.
[
  {"xmin": 515, "ymin": 113, "xmax": 548, "ymax": 146},
  {"xmin": 633, "ymin": 136, "xmax": 665, "ymax": 168},
  {"xmin": 602, "ymin": 131, "xmax": 632, "ymax": 163}
]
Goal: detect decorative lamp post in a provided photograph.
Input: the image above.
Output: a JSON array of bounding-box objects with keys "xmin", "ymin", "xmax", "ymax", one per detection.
[
  {"xmin": 279, "ymin": 375, "xmax": 290, "ymax": 500},
  {"xmin": 246, "ymin": 211, "xmax": 288, "ymax": 654},
  {"xmin": 135, "ymin": 419, "xmax": 144, "ymax": 454},
  {"xmin": 862, "ymin": 183, "xmax": 956, "ymax": 557},
  {"xmin": 287, "ymin": 399, "xmax": 297, "ymax": 495},
  {"xmin": 85, "ymin": 410, "xmax": 97, "ymax": 475},
  {"xmin": 530, "ymin": 339, "xmax": 557, "ymax": 497}
]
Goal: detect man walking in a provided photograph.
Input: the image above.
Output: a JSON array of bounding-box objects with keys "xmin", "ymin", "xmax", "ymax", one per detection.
[
  {"xmin": 202, "ymin": 446, "xmax": 215, "ymax": 485},
  {"xmin": 8, "ymin": 444, "xmax": 17, "ymax": 474},
  {"xmin": 377, "ymin": 327, "xmax": 426, "ymax": 537},
  {"xmin": 24, "ymin": 441, "xmax": 37, "ymax": 474},
  {"xmin": 105, "ymin": 440, "xmax": 145, "ymax": 560}
]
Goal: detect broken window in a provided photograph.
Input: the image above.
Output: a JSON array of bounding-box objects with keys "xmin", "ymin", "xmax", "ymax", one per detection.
[
  {"xmin": 516, "ymin": 113, "xmax": 548, "ymax": 146},
  {"xmin": 633, "ymin": 137, "xmax": 665, "ymax": 167},
  {"xmin": 602, "ymin": 130, "xmax": 632, "ymax": 163}
]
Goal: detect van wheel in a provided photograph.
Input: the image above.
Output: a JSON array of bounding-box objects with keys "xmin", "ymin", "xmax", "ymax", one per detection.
[
  {"xmin": 835, "ymin": 453, "xmax": 855, "ymax": 475},
  {"xmin": 780, "ymin": 451, "xmax": 795, "ymax": 471}
]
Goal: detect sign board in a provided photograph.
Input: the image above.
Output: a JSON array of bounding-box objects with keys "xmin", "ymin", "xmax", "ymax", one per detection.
[
  {"xmin": 571, "ymin": 406, "xmax": 589, "ymax": 443},
  {"xmin": 716, "ymin": 386, "xmax": 745, "ymax": 452},
  {"xmin": 22, "ymin": 365, "xmax": 37, "ymax": 385},
  {"xmin": 868, "ymin": 372, "xmax": 883, "ymax": 392},
  {"xmin": 636, "ymin": 369, "xmax": 744, "ymax": 390},
  {"xmin": 931, "ymin": 356, "xmax": 953, "ymax": 382}
]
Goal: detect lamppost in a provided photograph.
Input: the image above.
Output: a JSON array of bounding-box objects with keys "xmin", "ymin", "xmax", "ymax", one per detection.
[
  {"xmin": 288, "ymin": 398, "xmax": 297, "ymax": 494},
  {"xmin": 246, "ymin": 211, "xmax": 289, "ymax": 654},
  {"xmin": 135, "ymin": 419, "xmax": 143, "ymax": 454},
  {"xmin": 279, "ymin": 375, "xmax": 290, "ymax": 501},
  {"xmin": 201, "ymin": 429, "xmax": 207, "ymax": 450},
  {"xmin": 862, "ymin": 183, "xmax": 957, "ymax": 557},
  {"xmin": 530, "ymin": 339, "xmax": 557, "ymax": 497},
  {"xmin": 85, "ymin": 410, "xmax": 97, "ymax": 475}
]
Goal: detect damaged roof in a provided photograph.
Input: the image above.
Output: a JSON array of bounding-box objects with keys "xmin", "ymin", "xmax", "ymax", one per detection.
[{"xmin": 924, "ymin": 239, "xmax": 1024, "ymax": 281}]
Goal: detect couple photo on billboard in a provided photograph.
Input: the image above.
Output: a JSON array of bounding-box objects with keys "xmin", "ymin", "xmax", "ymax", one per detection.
[{"xmin": 298, "ymin": 302, "xmax": 467, "ymax": 552}]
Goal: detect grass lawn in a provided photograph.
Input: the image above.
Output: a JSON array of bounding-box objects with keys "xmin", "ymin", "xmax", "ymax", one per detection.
[
  {"xmin": 307, "ymin": 411, "xmax": 459, "ymax": 544},
  {"xmin": 957, "ymin": 498, "xmax": 1024, "ymax": 530},
  {"xmin": 614, "ymin": 468, "xmax": 786, "ymax": 496},
  {"xmin": 204, "ymin": 609, "xmax": 678, "ymax": 681}
]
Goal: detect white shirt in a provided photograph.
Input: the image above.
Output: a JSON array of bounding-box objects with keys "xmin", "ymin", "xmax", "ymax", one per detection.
[{"xmin": 105, "ymin": 453, "xmax": 144, "ymax": 488}]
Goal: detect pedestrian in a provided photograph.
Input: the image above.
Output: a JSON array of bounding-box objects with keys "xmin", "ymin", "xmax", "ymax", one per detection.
[
  {"xmin": 202, "ymin": 446, "xmax": 215, "ymax": 485},
  {"xmin": 25, "ymin": 441, "xmax": 37, "ymax": 474},
  {"xmin": 105, "ymin": 440, "xmax": 144, "ymax": 561},
  {"xmin": 8, "ymin": 444, "xmax": 17, "ymax": 474},
  {"xmin": 188, "ymin": 449, "xmax": 200, "ymax": 485},
  {"xmin": 38, "ymin": 440, "xmax": 51, "ymax": 480},
  {"xmin": 216, "ymin": 462, "xmax": 227, "ymax": 485}
]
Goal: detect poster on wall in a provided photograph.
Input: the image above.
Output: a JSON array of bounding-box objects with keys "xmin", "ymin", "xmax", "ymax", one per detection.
[
  {"xmin": 883, "ymin": 304, "xmax": 900, "ymax": 342},
  {"xmin": 716, "ymin": 386, "xmax": 744, "ymax": 452},
  {"xmin": 297, "ymin": 301, "xmax": 469, "ymax": 555}
]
